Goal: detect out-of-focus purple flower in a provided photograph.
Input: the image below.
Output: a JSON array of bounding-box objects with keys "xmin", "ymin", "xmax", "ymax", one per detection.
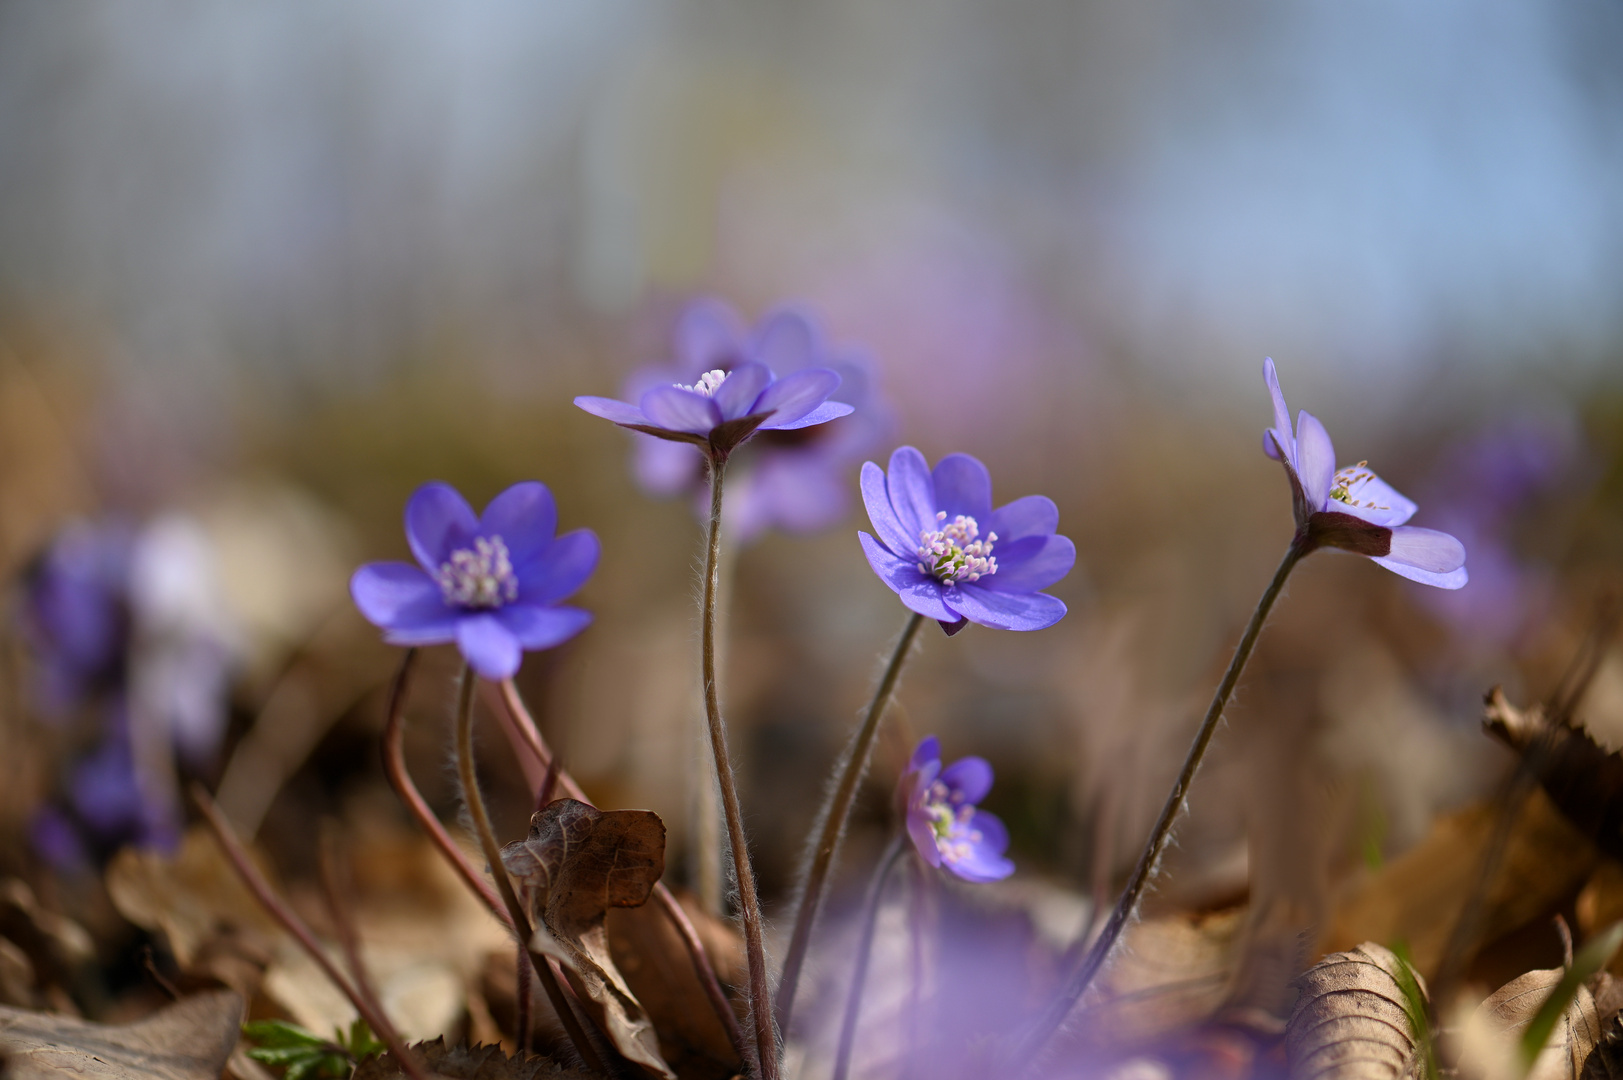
[
  {"xmin": 859, "ymin": 446, "xmax": 1073, "ymax": 633},
  {"xmin": 23, "ymin": 522, "xmax": 132, "ymax": 714},
  {"xmin": 351, "ymin": 481, "xmax": 598, "ymax": 679},
  {"xmin": 630, "ymin": 300, "xmax": 895, "ymax": 543},
  {"xmin": 900, "ymin": 736, "xmax": 1013, "ymax": 882},
  {"xmin": 575, "ymin": 305, "xmax": 855, "ymax": 460},
  {"xmin": 1262, "ymin": 358, "xmax": 1467, "ymax": 589}
]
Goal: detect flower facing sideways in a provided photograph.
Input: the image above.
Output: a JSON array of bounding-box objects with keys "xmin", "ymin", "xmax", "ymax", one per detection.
[
  {"xmin": 1262, "ymin": 358, "xmax": 1467, "ymax": 589},
  {"xmin": 900, "ymin": 736, "xmax": 1014, "ymax": 882},
  {"xmin": 859, "ymin": 446, "xmax": 1073, "ymax": 632},
  {"xmin": 351, "ymin": 481, "xmax": 599, "ymax": 679}
]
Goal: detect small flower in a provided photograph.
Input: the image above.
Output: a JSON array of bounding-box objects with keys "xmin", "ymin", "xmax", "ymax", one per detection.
[
  {"xmin": 630, "ymin": 300, "xmax": 895, "ymax": 542},
  {"xmin": 350, "ymin": 481, "xmax": 599, "ymax": 679},
  {"xmin": 900, "ymin": 736, "xmax": 1013, "ymax": 882},
  {"xmin": 859, "ymin": 446, "xmax": 1073, "ymax": 633},
  {"xmin": 1262, "ymin": 358, "xmax": 1468, "ymax": 589},
  {"xmin": 574, "ymin": 306, "xmax": 856, "ymax": 460}
]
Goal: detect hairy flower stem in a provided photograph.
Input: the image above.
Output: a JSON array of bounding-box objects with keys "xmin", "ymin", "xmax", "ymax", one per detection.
[
  {"xmin": 452, "ymin": 667, "xmax": 608, "ymax": 1076},
  {"xmin": 832, "ymin": 834, "xmax": 907, "ymax": 1080},
  {"xmin": 775, "ymin": 611, "xmax": 925, "ymax": 1035},
  {"xmin": 1008, "ymin": 539, "xmax": 1306, "ymax": 1072},
  {"xmin": 700, "ymin": 456, "xmax": 779, "ymax": 1080}
]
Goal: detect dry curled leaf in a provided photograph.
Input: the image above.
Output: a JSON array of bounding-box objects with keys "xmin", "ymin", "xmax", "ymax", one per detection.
[
  {"xmin": 1460, "ymin": 967, "xmax": 1605, "ymax": 1080},
  {"xmin": 1286, "ymin": 943, "xmax": 1427, "ymax": 1080},
  {"xmin": 501, "ymin": 798, "xmax": 673, "ymax": 1079},
  {"xmin": 352, "ymin": 1036, "xmax": 593, "ymax": 1079},
  {"xmin": 0, "ymin": 989, "xmax": 242, "ymax": 1080}
]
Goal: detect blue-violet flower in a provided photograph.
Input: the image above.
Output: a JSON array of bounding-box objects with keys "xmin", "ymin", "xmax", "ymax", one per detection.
[
  {"xmin": 574, "ymin": 308, "xmax": 855, "ymax": 460},
  {"xmin": 859, "ymin": 446, "xmax": 1073, "ymax": 632},
  {"xmin": 350, "ymin": 481, "xmax": 598, "ymax": 679},
  {"xmin": 629, "ymin": 300, "xmax": 894, "ymax": 542},
  {"xmin": 900, "ymin": 736, "xmax": 1014, "ymax": 882},
  {"xmin": 1263, "ymin": 358, "xmax": 1468, "ymax": 589}
]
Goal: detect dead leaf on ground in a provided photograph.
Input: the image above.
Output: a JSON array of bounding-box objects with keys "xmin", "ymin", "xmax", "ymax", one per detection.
[
  {"xmin": 501, "ymin": 798, "xmax": 674, "ymax": 1079},
  {"xmin": 352, "ymin": 1036, "xmax": 594, "ymax": 1079},
  {"xmin": 1286, "ymin": 943, "xmax": 1426, "ymax": 1080},
  {"xmin": 0, "ymin": 988, "xmax": 242, "ymax": 1080},
  {"xmin": 1327, "ymin": 788, "xmax": 1598, "ymax": 979},
  {"xmin": 1077, "ymin": 906, "xmax": 1248, "ymax": 1047},
  {"xmin": 1459, "ymin": 967, "xmax": 1606, "ymax": 1080}
]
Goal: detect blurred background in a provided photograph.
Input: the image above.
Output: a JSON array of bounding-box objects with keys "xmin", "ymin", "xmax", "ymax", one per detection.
[{"xmin": 1, "ymin": 0, "xmax": 1622, "ymax": 1049}]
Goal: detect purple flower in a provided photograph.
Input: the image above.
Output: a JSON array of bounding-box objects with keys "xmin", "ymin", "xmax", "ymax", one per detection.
[
  {"xmin": 574, "ymin": 304, "xmax": 855, "ymax": 460},
  {"xmin": 900, "ymin": 736, "xmax": 1013, "ymax": 882},
  {"xmin": 630, "ymin": 300, "xmax": 895, "ymax": 543},
  {"xmin": 1262, "ymin": 358, "xmax": 1467, "ymax": 589},
  {"xmin": 350, "ymin": 481, "xmax": 599, "ymax": 680},
  {"xmin": 858, "ymin": 447, "xmax": 1073, "ymax": 633},
  {"xmin": 23, "ymin": 522, "xmax": 132, "ymax": 714}
]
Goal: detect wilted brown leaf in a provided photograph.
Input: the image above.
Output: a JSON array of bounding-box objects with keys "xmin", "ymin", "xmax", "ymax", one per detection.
[
  {"xmin": 1459, "ymin": 967, "xmax": 1605, "ymax": 1080},
  {"xmin": 352, "ymin": 1036, "xmax": 593, "ymax": 1079},
  {"xmin": 0, "ymin": 989, "xmax": 242, "ymax": 1080},
  {"xmin": 501, "ymin": 798, "xmax": 673, "ymax": 1079},
  {"xmin": 1286, "ymin": 943, "xmax": 1426, "ymax": 1080},
  {"xmin": 1077, "ymin": 906, "xmax": 1248, "ymax": 1046}
]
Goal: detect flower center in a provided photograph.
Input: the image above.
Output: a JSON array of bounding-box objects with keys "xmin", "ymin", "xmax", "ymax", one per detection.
[
  {"xmin": 920, "ymin": 779, "xmax": 983, "ymax": 867},
  {"xmin": 674, "ymin": 370, "xmax": 728, "ymax": 397},
  {"xmin": 436, "ymin": 536, "xmax": 519, "ymax": 609},
  {"xmin": 1328, "ymin": 461, "xmax": 1390, "ymax": 511},
  {"xmin": 916, "ymin": 512, "xmax": 997, "ymax": 584}
]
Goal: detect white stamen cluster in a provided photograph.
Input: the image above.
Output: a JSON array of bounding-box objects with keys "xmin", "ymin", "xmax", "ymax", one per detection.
[
  {"xmin": 916, "ymin": 511, "xmax": 998, "ymax": 584},
  {"xmin": 1328, "ymin": 460, "xmax": 1390, "ymax": 510},
  {"xmin": 436, "ymin": 536, "xmax": 519, "ymax": 609},
  {"xmin": 921, "ymin": 779, "xmax": 983, "ymax": 867},
  {"xmin": 674, "ymin": 369, "xmax": 728, "ymax": 397}
]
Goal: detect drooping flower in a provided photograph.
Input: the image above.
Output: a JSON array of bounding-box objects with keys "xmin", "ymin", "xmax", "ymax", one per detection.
[
  {"xmin": 858, "ymin": 446, "xmax": 1073, "ymax": 633},
  {"xmin": 1262, "ymin": 358, "xmax": 1468, "ymax": 589},
  {"xmin": 628, "ymin": 300, "xmax": 895, "ymax": 542},
  {"xmin": 899, "ymin": 736, "xmax": 1013, "ymax": 882},
  {"xmin": 574, "ymin": 305, "xmax": 855, "ymax": 461},
  {"xmin": 350, "ymin": 481, "xmax": 599, "ymax": 679}
]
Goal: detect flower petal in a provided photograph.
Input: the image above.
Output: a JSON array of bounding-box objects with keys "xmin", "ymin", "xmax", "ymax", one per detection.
[
  {"xmin": 945, "ymin": 584, "xmax": 1067, "ymax": 632},
  {"xmin": 862, "ymin": 461, "xmax": 921, "ymax": 556},
  {"xmin": 478, "ymin": 482, "xmax": 557, "ymax": 565},
  {"xmin": 983, "ymin": 534, "xmax": 1076, "ymax": 594},
  {"xmin": 496, "ymin": 604, "xmax": 592, "ymax": 651},
  {"xmin": 517, "ymin": 529, "xmax": 600, "ymax": 604},
  {"xmin": 405, "ymin": 483, "xmax": 479, "ymax": 570},
  {"xmin": 1369, "ymin": 557, "xmax": 1470, "ymax": 590},
  {"xmin": 1382, "ymin": 525, "xmax": 1466, "ymax": 573},
  {"xmin": 749, "ymin": 306, "xmax": 819, "ymax": 372},
  {"xmin": 736, "ymin": 453, "xmax": 849, "ymax": 539},
  {"xmin": 907, "ymin": 808, "xmax": 943, "ymax": 868},
  {"xmin": 1294, "ymin": 411, "xmax": 1336, "ymax": 512},
  {"xmin": 712, "ymin": 361, "xmax": 773, "ymax": 421},
  {"xmin": 1262, "ymin": 358, "xmax": 1294, "ymax": 463},
  {"xmin": 574, "ymin": 395, "xmax": 649, "ymax": 427},
  {"xmin": 750, "ymin": 368, "xmax": 840, "ymax": 427},
  {"xmin": 634, "ymin": 436, "xmax": 702, "ymax": 496},
  {"xmin": 677, "ymin": 299, "xmax": 745, "ymax": 371},
  {"xmin": 950, "ymin": 811, "xmax": 1015, "ymax": 882},
  {"xmin": 759, "ymin": 400, "xmax": 854, "ymax": 431},
  {"xmin": 859, "ymin": 531, "xmax": 957, "ymax": 622},
  {"xmin": 988, "ymin": 495, "xmax": 1059, "ymax": 543},
  {"xmin": 352, "ymin": 562, "xmax": 446, "ymax": 629},
  {"xmin": 940, "ymin": 756, "xmax": 994, "ymax": 804},
  {"xmin": 886, "ymin": 446, "xmax": 939, "ymax": 537},
  {"xmin": 640, "ymin": 386, "xmax": 722, "ymax": 434},
  {"xmin": 1324, "ymin": 471, "xmax": 1418, "ymax": 528},
  {"xmin": 456, "ymin": 614, "xmax": 523, "ymax": 679},
  {"xmin": 932, "ymin": 453, "xmax": 994, "ymax": 523},
  {"xmin": 910, "ymin": 735, "xmax": 942, "ymax": 772}
]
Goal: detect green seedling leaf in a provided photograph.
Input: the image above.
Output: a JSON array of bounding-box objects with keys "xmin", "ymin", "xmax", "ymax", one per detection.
[
  {"xmin": 243, "ymin": 1019, "xmax": 332, "ymax": 1049},
  {"xmin": 1518, "ymin": 921, "xmax": 1623, "ymax": 1071},
  {"xmin": 1390, "ymin": 941, "xmax": 1438, "ymax": 1080},
  {"xmin": 338, "ymin": 1017, "xmax": 385, "ymax": 1061}
]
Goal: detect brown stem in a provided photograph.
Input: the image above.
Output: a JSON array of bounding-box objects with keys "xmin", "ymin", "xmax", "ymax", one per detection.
[
  {"xmin": 191, "ymin": 786, "xmax": 432, "ymax": 1080},
  {"xmin": 775, "ymin": 611, "xmax": 924, "ymax": 1035},
  {"xmin": 452, "ymin": 666, "xmax": 609, "ymax": 1075},
  {"xmin": 498, "ymin": 677, "xmax": 749, "ymax": 1066},
  {"xmin": 516, "ymin": 944, "xmax": 532, "ymax": 1053}
]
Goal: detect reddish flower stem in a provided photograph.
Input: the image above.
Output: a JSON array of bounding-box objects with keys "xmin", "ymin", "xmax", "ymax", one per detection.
[
  {"xmin": 190, "ymin": 786, "xmax": 432, "ymax": 1080},
  {"xmin": 497, "ymin": 677, "xmax": 749, "ymax": 1068},
  {"xmin": 1006, "ymin": 539, "xmax": 1306, "ymax": 1072}
]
